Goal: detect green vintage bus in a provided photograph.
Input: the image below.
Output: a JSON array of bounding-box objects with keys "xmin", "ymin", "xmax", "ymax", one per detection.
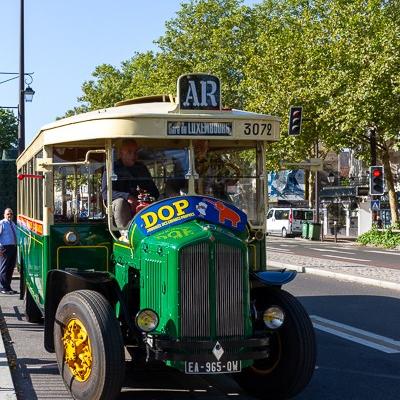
[{"xmin": 17, "ymin": 73, "xmax": 315, "ymax": 400}]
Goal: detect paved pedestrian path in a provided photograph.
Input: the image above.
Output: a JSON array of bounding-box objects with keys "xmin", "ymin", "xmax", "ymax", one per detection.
[{"xmin": 268, "ymin": 246, "xmax": 400, "ymax": 291}]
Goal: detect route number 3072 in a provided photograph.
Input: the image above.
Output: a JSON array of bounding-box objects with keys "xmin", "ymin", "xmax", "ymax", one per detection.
[{"xmin": 243, "ymin": 122, "xmax": 272, "ymax": 136}]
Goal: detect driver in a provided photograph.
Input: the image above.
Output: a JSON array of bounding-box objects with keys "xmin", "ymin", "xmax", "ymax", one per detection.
[{"xmin": 102, "ymin": 139, "xmax": 159, "ymax": 230}]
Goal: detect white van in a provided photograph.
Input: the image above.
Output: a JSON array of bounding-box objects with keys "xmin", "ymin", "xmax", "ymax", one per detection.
[{"xmin": 266, "ymin": 208, "xmax": 314, "ymax": 237}]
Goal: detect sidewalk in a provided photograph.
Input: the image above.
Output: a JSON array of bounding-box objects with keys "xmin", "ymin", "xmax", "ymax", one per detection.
[
  {"xmin": 268, "ymin": 244, "xmax": 400, "ymax": 291},
  {"xmin": 0, "ymin": 304, "xmax": 17, "ymax": 400}
]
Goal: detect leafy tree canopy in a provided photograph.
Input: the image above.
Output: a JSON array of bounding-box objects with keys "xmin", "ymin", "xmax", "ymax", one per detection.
[{"xmin": 0, "ymin": 109, "xmax": 18, "ymax": 153}]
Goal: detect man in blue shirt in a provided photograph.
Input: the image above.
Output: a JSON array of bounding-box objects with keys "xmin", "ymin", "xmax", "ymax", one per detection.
[{"xmin": 0, "ymin": 208, "xmax": 18, "ymax": 294}]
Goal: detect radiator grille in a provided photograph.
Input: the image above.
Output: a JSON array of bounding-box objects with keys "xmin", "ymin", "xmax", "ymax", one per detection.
[
  {"xmin": 180, "ymin": 242, "xmax": 210, "ymax": 337},
  {"xmin": 180, "ymin": 241, "xmax": 245, "ymax": 338},
  {"xmin": 215, "ymin": 243, "xmax": 244, "ymax": 336},
  {"xmin": 143, "ymin": 258, "xmax": 163, "ymax": 311}
]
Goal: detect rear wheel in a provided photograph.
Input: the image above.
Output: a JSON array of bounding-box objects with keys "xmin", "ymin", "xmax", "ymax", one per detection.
[
  {"xmin": 24, "ymin": 286, "xmax": 42, "ymax": 323},
  {"xmin": 54, "ymin": 290, "xmax": 125, "ymax": 400},
  {"xmin": 233, "ymin": 288, "xmax": 316, "ymax": 399}
]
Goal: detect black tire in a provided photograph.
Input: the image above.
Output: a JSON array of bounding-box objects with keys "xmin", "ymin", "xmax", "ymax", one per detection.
[
  {"xmin": 24, "ymin": 286, "xmax": 42, "ymax": 323},
  {"xmin": 281, "ymin": 227, "xmax": 287, "ymax": 238},
  {"xmin": 54, "ymin": 290, "xmax": 125, "ymax": 400},
  {"xmin": 234, "ymin": 288, "xmax": 316, "ymax": 399}
]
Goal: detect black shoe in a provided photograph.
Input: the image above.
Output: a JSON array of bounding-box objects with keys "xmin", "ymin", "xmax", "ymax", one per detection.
[
  {"xmin": 1, "ymin": 289, "xmax": 17, "ymax": 294},
  {"xmin": 8, "ymin": 290, "xmax": 18, "ymax": 295}
]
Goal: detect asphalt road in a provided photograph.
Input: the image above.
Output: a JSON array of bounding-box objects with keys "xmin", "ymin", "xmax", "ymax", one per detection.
[
  {"xmin": 266, "ymin": 235, "xmax": 400, "ymax": 270},
  {"xmin": 1, "ymin": 273, "xmax": 400, "ymax": 399}
]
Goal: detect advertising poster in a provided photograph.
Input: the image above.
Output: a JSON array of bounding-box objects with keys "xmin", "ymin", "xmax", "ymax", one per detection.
[{"xmin": 268, "ymin": 170, "xmax": 305, "ymax": 200}]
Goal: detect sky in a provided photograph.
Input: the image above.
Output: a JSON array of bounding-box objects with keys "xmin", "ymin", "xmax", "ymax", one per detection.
[{"xmin": 0, "ymin": 0, "xmax": 261, "ymax": 146}]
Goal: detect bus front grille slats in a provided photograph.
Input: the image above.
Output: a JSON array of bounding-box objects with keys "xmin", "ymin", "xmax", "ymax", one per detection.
[
  {"xmin": 180, "ymin": 242, "xmax": 210, "ymax": 337},
  {"xmin": 216, "ymin": 243, "xmax": 244, "ymax": 337},
  {"xmin": 180, "ymin": 241, "xmax": 244, "ymax": 338}
]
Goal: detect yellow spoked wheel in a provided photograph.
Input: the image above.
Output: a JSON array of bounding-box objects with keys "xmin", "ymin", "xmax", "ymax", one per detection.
[
  {"xmin": 62, "ymin": 318, "xmax": 92, "ymax": 382},
  {"xmin": 55, "ymin": 290, "xmax": 125, "ymax": 400}
]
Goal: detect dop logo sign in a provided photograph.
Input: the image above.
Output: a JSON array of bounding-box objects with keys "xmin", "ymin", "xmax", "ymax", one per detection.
[{"xmin": 133, "ymin": 196, "xmax": 247, "ymax": 236}]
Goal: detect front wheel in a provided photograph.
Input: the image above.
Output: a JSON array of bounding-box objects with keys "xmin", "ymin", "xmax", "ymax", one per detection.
[
  {"xmin": 233, "ymin": 288, "xmax": 316, "ymax": 399},
  {"xmin": 54, "ymin": 290, "xmax": 125, "ymax": 400}
]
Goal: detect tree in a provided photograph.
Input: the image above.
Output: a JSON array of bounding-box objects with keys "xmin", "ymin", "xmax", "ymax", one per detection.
[
  {"xmin": 0, "ymin": 109, "xmax": 18, "ymax": 154},
  {"xmin": 311, "ymin": 0, "xmax": 400, "ymax": 226}
]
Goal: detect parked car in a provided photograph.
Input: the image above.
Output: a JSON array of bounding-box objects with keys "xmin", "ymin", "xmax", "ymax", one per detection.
[{"xmin": 266, "ymin": 207, "xmax": 314, "ymax": 237}]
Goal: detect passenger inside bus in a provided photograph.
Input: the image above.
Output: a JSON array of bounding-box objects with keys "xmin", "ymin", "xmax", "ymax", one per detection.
[{"xmin": 101, "ymin": 139, "xmax": 159, "ymax": 230}]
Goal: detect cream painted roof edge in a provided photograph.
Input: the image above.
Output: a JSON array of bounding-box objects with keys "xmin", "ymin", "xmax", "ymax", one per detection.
[{"xmin": 17, "ymin": 101, "xmax": 280, "ymax": 163}]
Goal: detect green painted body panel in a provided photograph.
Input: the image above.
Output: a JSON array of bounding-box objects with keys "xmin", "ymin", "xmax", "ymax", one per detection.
[
  {"xmin": 18, "ymin": 222, "xmax": 113, "ymax": 309},
  {"xmin": 49, "ymin": 223, "xmax": 113, "ymax": 272},
  {"xmin": 18, "ymin": 226, "xmax": 48, "ymax": 309}
]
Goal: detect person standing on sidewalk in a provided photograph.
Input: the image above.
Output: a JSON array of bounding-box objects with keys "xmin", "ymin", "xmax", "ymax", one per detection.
[{"xmin": 0, "ymin": 208, "xmax": 18, "ymax": 295}]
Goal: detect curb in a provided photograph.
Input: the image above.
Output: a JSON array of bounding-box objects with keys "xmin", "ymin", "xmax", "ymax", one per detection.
[
  {"xmin": 0, "ymin": 329, "xmax": 17, "ymax": 400},
  {"xmin": 268, "ymin": 260, "xmax": 400, "ymax": 292}
]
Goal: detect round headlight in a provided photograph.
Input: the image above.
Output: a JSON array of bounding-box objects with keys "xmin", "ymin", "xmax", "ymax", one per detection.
[
  {"xmin": 263, "ymin": 306, "xmax": 285, "ymax": 330},
  {"xmin": 64, "ymin": 230, "xmax": 79, "ymax": 245},
  {"xmin": 135, "ymin": 309, "xmax": 159, "ymax": 332}
]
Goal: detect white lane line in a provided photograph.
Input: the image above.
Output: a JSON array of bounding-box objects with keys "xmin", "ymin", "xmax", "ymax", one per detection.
[
  {"xmin": 310, "ymin": 248, "xmax": 356, "ymax": 254},
  {"xmin": 311, "ymin": 315, "xmax": 400, "ymax": 354},
  {"xmin": 266, "ymin": 249, "xmax": 292, "ymax": 254},
  {"xmin": 324, "ymin": 254, "xmax": 370, "ymax": 262},
  {"xmin": 278, "ymin": 244, "xmax": 297, "ymax": 247},
  {"xmin": 364, "ymin": 250, "xmax": 400, "ymax": 255}
]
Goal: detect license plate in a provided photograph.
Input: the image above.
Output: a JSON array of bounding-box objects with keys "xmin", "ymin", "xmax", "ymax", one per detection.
[{"xmin": 185, "ymin": 360, "xmax": 241, "ymax": 374}]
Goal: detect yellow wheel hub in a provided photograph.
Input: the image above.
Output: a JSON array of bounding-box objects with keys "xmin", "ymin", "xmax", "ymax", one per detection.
[{"xmin": 62, "ymin": 318, "xmax": 92, "ymax": 382}]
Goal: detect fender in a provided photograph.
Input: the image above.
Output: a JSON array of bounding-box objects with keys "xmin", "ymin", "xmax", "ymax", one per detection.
[
  {"xmin": 44, "ymin": 269, "xmax": 132, "ymax": 352},
  {"xmin": 250, "ymin": 269, "xmax": 297, "ymax": 287}
]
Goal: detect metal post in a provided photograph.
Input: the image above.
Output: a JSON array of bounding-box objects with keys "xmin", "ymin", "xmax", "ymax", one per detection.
[
  {"xmin": 369, "ymin": 127, "xmax": 376, "ymax": 166},
  {"xmin": 314, "ymin": 141, "xmax": 319, "ymax": 223},
  {"xmin": 334, "ymin": 220, "xmax": 337, "ymax": 243},
  {"xmin": 18, "ymin": 0, "xmax": 25, "ymax": 155}
]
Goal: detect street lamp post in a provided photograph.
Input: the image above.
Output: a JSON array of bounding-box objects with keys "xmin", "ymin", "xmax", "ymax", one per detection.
[
  {"xmin": 19, "ymin": 0, "xmax": 25, "ymax": 155},
  {"xmin": 0, "ymin": 0, "xmax": 35, "ymax": 155}
]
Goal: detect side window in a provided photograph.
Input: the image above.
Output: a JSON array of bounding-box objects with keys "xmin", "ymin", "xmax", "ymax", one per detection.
[
  {"xmin": 53, "ymin": 147, "xmax": 105, "ymax": 223},
  {"xmin": 267, "ymin": 210, "xmax": 274, "ymax": 219},
  {"xmin": 275, "ymin": 210, "xmax": 289, "ymax": 220}
]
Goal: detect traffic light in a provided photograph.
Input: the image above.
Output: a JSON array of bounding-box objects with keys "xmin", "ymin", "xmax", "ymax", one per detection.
[
  {"xmin": 369, "ymin": 166, "xmax": 384, "ymax": 195},
  {"xmin": 288, "ymin": 106, "xmax": 303, "ymax": 136}
]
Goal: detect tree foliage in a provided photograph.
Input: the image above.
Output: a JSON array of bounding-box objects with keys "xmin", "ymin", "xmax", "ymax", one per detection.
[
  {"xmin": 66, "ymin": 0, "xmax": 400, "ymax": 222},
  {"xmin": 0, "ymin": 109, "xmax": 18, "ymax": 153}
]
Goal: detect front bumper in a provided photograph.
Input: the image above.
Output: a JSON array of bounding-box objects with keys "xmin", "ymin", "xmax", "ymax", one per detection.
[{"xmin": 144, "ymin": 335, "xmax": 270, "ymax": 362}]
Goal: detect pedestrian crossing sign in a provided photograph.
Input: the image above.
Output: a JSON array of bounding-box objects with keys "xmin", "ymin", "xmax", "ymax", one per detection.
[{"xmin": 371, "ymin": 200, "xmax": 380, "ymax": 210}]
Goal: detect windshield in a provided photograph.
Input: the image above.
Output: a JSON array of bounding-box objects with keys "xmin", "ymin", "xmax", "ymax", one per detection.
[{"xmin": 138, "ymin": 143, "xmax": 262, "ymax": 226}]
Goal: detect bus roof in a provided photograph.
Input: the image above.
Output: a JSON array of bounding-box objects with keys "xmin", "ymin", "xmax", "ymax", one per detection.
[{"xmin": 18, "ymin": 99, "xmax": 281, "ymax": 166}]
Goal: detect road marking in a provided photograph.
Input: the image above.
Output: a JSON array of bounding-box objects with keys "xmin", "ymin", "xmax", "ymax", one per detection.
[
  {"xmin": 266, "ymin": 247, "xmax": 292, "ymax": 253},
  {"xmin": 310, "ymin": 248, "xmax": 356, "ymax": 255},
  {"xmin": 324, "ymin": 254, "xmax": 370, "ymax": 262},
  {"xmin": 365, "ymin": 250, "xmax": 400, "ymax": 255},
  {"xmin": 311, "ymin": 315, "xmax": 400, "ymax": 353}
]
